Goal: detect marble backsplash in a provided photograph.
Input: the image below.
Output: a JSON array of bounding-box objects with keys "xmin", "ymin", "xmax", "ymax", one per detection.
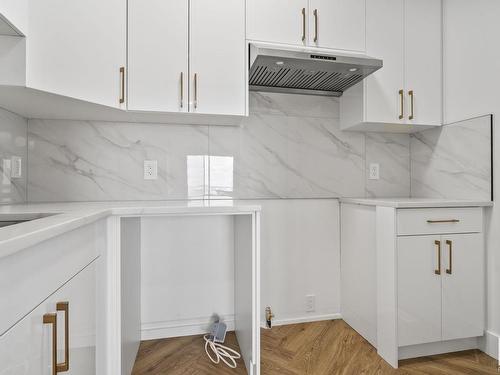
[
  {"xmin": 26, "ymin": 93, "xmax": 411, "ymax": 202},
  {"xmin": 411, "ymin": 114, "xmax": 493, "ymax": 201},
  {"xmin": 0, "ymin": 108, "xmax": 27, "ymax": 204}
]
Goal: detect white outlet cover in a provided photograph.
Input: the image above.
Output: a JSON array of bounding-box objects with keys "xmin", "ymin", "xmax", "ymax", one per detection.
[
  {"xmin": 306, "ymin": 294, "xmax": 315, "ymax": 312},
  {"xmin": 143, "ymin": 160, "xmax": 158, "ymax": 180},
  {"xmin": 369, "ymin": 163, "xmax": 380, "ymax": 180}
]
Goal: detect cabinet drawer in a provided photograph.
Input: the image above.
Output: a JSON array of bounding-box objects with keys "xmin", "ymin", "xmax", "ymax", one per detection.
[
  {"xmin": 397, "ymin": 208, "xmax": 482, "ymax": 236},
  {"xmin": 0, "ymin": 220, "xmax": 105, "ymax": 336}
]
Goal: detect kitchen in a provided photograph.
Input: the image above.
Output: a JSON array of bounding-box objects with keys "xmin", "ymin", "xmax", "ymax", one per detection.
[{"xmin": 0, "ymin": 0, "xmax": 499, "ymax": 374}]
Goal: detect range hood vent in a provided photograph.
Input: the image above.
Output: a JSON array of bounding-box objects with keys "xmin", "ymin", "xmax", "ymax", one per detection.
[{"xmin": 249, "ymin": 45, "xmax": 383, "ymax": 97}]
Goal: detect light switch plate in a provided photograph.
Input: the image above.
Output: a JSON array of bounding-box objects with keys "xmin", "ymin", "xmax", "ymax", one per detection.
[
  {"xmin": 369, "ymin": 163, "xmax": 380, "ymax": 180},
  {"xmin": 143, "ymin": 160, "xmax": 158, "ymax": 180},
  {"xmin": 10, "ymin": 156, "xmax": 22, "ymax": 178}
]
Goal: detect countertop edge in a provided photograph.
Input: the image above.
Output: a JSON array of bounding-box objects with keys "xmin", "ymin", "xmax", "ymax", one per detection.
[
  {"xmin": 0, "ymin": 203, "xmax": 261, "ymax": 259},
  {"xmin": 340, "ymin": 198, "xmax": 494, "ymax": 208}
]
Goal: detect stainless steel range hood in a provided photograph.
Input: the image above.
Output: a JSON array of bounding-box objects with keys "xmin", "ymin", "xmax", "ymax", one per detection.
[{"xmin": 249, "ymin": 44, "xmax": 383, "ymax": 97}]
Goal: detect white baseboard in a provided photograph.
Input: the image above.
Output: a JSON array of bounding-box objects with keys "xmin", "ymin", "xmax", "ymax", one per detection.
[
  {"xmin": 261, "ymin": 313, "xmax": 342, "ymax": 328},
  {"xmin": 479, "ymin": 330, "xmax": 500, "ymax": 360},
  {"xmin": 141, "ymin": 314, "xmax": 235, "ymax": 341},
  {"xmin": 399, "ymin": 337, "xmax": 479, "ymax": 360}
]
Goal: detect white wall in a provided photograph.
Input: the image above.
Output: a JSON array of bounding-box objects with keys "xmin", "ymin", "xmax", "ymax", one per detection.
[
  {"xmin": 140, "ymin": 199, "xmax": 342, "ymax": 335},
  {"xmin": 140, "ymin": 215, "xmax": 236, "ymax": 339},
  {"xmin": 258, "ymin": 199, "xmax": 340, "ymax": 325},
  {"xmin": 443, "ymin": 0, "xmax": 500, "ymax": 359}
]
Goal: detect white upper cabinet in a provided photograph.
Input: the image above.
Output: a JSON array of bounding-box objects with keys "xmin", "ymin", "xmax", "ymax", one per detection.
[
  {"xmin": 364, "ymin": 0, "xmax": 404, "ymax": 126},
  {"xmin": 128, "ymin": 0, "xmax": 188, "ymax": 113},
  {"xmin": 26, "ymin": 0, "xmax": 127, "ymax": 109},
  {"xmin": 340, "ymin": 0, "xmax": 442, "ymax": 132},
  {"xmin": 247, "ymin": 0, "xmax": 365, "ymax": 52},
  {"xmin": 128, "ymin": 0, "xmax": 245, "ymax": 116},
  {"xmin": 247, "ymin": 0, "xmax": 309, "ymax": 46},
  {"xmin": 190, "ymin": 0, "xmax": 246, "ymax": 115},
  {"xmin": 309, "ymin": 0, "xmax": 365, "ymax": 51},
  {"xmin": 0, "ymin": 0, "xmax": 27, "ymax": 35},
  {"xmin": 404, "ymin": 0, "xmax": 442, "ymax": 126}
]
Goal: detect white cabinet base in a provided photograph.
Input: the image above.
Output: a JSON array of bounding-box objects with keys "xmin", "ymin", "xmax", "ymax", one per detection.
[
  {"xmin": 340, "ymin": 202, "xmax": 486, "ymax": 369},
  {"xmin": 399, "ymin": 337, "xmax": 480, "ymax": 360}
]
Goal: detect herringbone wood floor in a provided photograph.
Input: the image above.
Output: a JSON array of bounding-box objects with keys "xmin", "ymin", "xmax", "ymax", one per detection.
[{"xmin": 132, "ymin": 320, "xmax": 499, "ymax": 374}]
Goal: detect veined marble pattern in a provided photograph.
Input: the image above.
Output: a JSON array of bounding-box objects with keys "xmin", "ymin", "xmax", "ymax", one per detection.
[
  {"xmin": 411, "ymin": 115, "xmax": 492, "ymax": 201},
  {"xmin": 209, "ymin": 114, "xmax": 365, "ymax": 198},
  {"xmin": 0, "ymin": 108, "xmax": 27, "ymax": 204},
  {"xmin": 28, "ymin": 120, "xmax": 209, "ymax": 201},
  {"xmin": 27, "ymin": 93, "xmax": 413, "ymax": 201},
  {"xmin": 365, "ymin": 133, "xmax": 411, "ymax": 198}
]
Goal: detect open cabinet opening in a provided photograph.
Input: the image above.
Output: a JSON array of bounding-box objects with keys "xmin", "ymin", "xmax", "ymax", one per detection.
[{"xmin": 119, "ymin": 214, "xmax": 260, "ymax": 375}]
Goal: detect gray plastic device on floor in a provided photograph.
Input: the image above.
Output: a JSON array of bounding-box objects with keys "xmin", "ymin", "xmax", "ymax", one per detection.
[{"xmin": 209, "ymin": 321, "xmax": 227, "ymax": 343}]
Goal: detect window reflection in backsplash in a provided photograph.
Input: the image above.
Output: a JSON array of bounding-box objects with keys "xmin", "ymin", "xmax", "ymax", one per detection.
[{"xmin": 187, "ymin": 155, "xmax": 234, "ymax": 199}]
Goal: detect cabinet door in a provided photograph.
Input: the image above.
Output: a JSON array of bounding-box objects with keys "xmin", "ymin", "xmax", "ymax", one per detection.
[
  {"xmin": 309, "ymin": 0, "xmax": 365, "ymax": 52},
  {"xmin": 365, "ymin": 0, "xmax": 405, "ymax": 124},
  {"xmin": 398, "ymin": 236, "xmax": 442, "ymax": 346},
  {"xmin": 27, "ymin": 0, "xmax": 126, "ymax": 109},
  {"xmin": 405, "ymin": 0, "xmax": 442, "ymax": 126},
  {"xmin": 190, "ymin": 0, "xmax": 246, "ymax": 115},
  {"xmin": 441, "ymin": 234, "xmax": 484, "ymax": 341},
  {"xmin": 0, "ymin": 260, "xmax": 97, "ymax": 375},
  {"xmin": 128, "ymin": 0, "xmax": 188, "ymax": 113},
  {"xmin": 247, "ymin": 0, "xmax": 308, "ymax": 46}
]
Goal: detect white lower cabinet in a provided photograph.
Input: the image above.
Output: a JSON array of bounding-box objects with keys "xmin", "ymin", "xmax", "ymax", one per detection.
[
  {"xmin": 398, "ymin": 233, "xmax": 484, "ymax": 347},
  {"xmin": 0, "ymin": 259, "xmax": 98, "ymax": 375},
  {"xmin": 341, "ymin": 203, "xmax": 487, "ymax": 368}
]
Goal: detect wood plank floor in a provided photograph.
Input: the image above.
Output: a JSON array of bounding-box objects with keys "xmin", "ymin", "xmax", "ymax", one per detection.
[{"xmin": 132, "ymin": 320, "xmax": 499, "ymax": 375}]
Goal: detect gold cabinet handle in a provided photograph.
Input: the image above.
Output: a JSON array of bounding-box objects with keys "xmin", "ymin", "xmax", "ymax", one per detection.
[
  {"xmin": 427, "ymin": 219, "xmax": 460, "ymax": 224},
  {"xmin": 434, "ymin": 240, "xmax": 441, "ymax": 275},
  {"xmin": 399, "ymin": 89, "xmax": 404, "ymax": 119},
  {"xmin": 180, "ymin": 72, "xmax": 184, "ymax": 109},
  {"xmin": 56, "ymin": 302, "xmax": 69, "ymax": 372},
  {"xmin": 301, "ymin": 8, "xmax": 306, "ymax": 42},
  {"xmin": 313, "ymin": 9, "xmax": 318, "ymax": 43},
  {"xmin": 194, "ymin": 73, "xmax": 198, "ymax": 109},
  {"xmin": 408, "ymin": 90, "xmax": 414, "ymax": 120},
  {"xmin": 446, "ymin": 240, "xmax": 453, "ymax": 275},
  {"xmin": 43, "ymin": 313, "xmax": 57, "ymax": 375},
  {"xmin": 119, "ymin": 67, "xmax": 125, "ymax": 104}
]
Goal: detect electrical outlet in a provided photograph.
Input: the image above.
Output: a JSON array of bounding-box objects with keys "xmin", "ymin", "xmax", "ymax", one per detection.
[
  {"xmin": 369, "ymin": 163, "xmax": 380, "ymax": 180},
  {"xmin": 306, "ymin": 295, "xmax": 315, "ymax": 312},
  {"xmin": 10, "ymin": 156, "xmax": 22, "ymax": 178},
  {"xmin": 143, "ymin": 160, "xmax": 158, "ymax": 180}
]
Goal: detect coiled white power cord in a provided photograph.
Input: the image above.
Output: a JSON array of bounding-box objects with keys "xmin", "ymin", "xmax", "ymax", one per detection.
[{"xmin": 203, "ymin": 334, "xmax": 241, "ymax": 368}]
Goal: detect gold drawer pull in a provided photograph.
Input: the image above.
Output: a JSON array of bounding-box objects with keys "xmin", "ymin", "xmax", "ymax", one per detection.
[
  {"xmin": 56, "ymin": 302, "xmax": 70, "ymax": 372},
  {"xmin": 399, "ymin": 89, "xmax": 404, "ymax": 119},
  {"xmin": 301, "ymin": 8, "xmax": 306, "ymax": 42},
  {"xmin": 119, "ymin": 67, "xmax": 125, "ymax": 104},
  {"xmin": 408, "ymin": 90, "xmax": 414, "ymax": 120},
  {"xmin": 446, "ymin": 240, "xmax": 453, "ymax": 275},
  {"xmin": 434, "ymin": 240, "xmax": 441, "ymax": 275},
  {"xmin": 313, "ymin": 9, "xmax": 318, "ymax": 43},
  {"xmin": 427, "ymin": 219, "xmax": 460, "ymax": 224},
  {"xmin": 43, "ymin": 313, "xmax": 57, "ymax": 375}
]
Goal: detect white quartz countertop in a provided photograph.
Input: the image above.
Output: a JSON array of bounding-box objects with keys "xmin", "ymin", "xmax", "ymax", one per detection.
[
  {"xmin": 340, "ymin": 197, "xmax": 494, "ymax": 208},
  {"xmin": 0, "ymin": 200, "xmax": 261, "ymax": 259}
]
